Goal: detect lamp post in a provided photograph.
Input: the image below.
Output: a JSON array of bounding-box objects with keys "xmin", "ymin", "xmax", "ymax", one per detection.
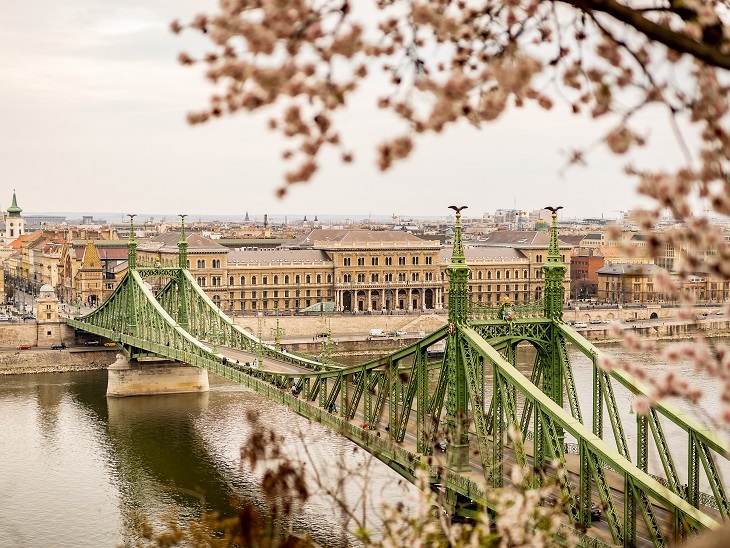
[
  {"xmin": 257, "ymin": 312, "xmax": 264, "ymax": 368},
  {"xmin": 271, "ymin": 302, "xmax": 285, "ymax": 350}
]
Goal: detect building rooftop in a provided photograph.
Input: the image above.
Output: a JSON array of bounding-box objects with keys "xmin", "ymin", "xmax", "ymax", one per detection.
[
  {"xmin": 473, "ymin": 230, "xmax": 571, "ymax": 249},
  {"xmin": 139, "ymin": 232, "xmax": 227, "ymax": 253},
  {"xmin": 288, "ymin": 229, "xmax": 438, "ymax": 248},
  {"xmin": 227, "ymin": 248, "xmax": 332, "ymax": 264}
]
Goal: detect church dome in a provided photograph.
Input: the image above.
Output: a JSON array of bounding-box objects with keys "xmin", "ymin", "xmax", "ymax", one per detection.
[{"xmin": 39, "ymin": 284, "xmax": 56, "ymax": 298}]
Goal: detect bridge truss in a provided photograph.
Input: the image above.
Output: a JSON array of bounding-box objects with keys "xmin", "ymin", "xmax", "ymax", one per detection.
[{"xmin": 66, "ymin": 213, "xmax": 728, "ymax": 546}]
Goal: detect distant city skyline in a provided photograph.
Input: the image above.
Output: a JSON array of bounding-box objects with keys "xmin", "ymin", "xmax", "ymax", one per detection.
[
  {"xmin": 1, "ymin": 1, "xmax": 679, "ymax": 219},
  {"xmin": 18, "ymin": 208, "xmax": 626, "ymax": 225}
]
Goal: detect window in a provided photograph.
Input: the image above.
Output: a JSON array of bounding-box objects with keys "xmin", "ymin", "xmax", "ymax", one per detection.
[
  {"xmin": 229, "ymin": 276, "xmax": 234, "ymax": 286},
  {"xmin": 306, "ymin": 274, "xmax": 311, "ymax": 283},
  {"xmin": 252, "ymin": 291, "xmax": 257, "ymax": 298},
  {"xmin": 524, "ymin": 269, "xmax": 528, "ymax": 278},
  {"xmin": 284, "ymin": 290, "xmax": 289, "ymax": 297},
  {"xmin": 327, "ymin": 274, "xmax": 332, "ymax": 283},
  {"xmin": 343, "ymin": 257, "xmax": 351, "ymax": 266},
  {"xmin": 295, "ymin": 275, "xmax": 300, "ymax": 284},
  {"xmin": 262, "ymin": 276, "xmax": 268, "ymax": 285},
  {"xmin": 497, "ymin": 271, "xmax": 501, "ymax": 280},
  {"xmin": 343, "ymin": 274, "xmax": 351, "ymax": 283},
  {"xmin": 273, "ymin": 290, "xmax": 278, "ymax": 297},
  {"xmin": 196, "ymin": 259, "xmax": 205, "ymax": 268},
  {"xmin": 285, "ymin": 275, "xmax": 289, "ymax": 284},
  {"xmin": 412, "ymin": 273, "xmax": 419, "ymax": 281},
  {"xmin": 398, "ymin": 256, "xmax": 406, "ymax": 266},
  {"xmin": 398, "ymin": 272, "xmax": 406, "ymax": 282},
  {"xmin": 251, "ymin": 276, "xmax": 257, "ymax": 285},
  {"xmin": 241, "ymin": 291, "xmax": 245, "ymax": 298},
  {"xmin": 371, "ymin": 257, "xmax": 379, "ymax": 266},
  {"xmin": 385, "ymin": 273, "xmax": 393, "ymax": 282},
  {"xmin": 212, "ymin": 259, "xmax": 221, "ymax": 268},
  {"xmin": 263, "ymin": 291, "xmax": 268, "ymax": 298},
  {"xmin": 357, "ymin": 257, "xmax": 365, "ymax": 266},
  {"xmin": 505, "ymin": 270, "xmax": 510, "ymax": 279},
  {"xmin": 477, "ymin": 271, "xmax": 482, "ymax": 280},
  {"xmin": 487, "ymin": 271, "xmax": 492, "ymax": 280},
  {"xmin": 385, "ymin": 257, "xmax": 392, "ymax": 266},
  {"xmin": 412, "ymin": 256, "xmax": 419, "ymax": 265},
  {"xmin": 197, "ymin": 276, "xmax": 206, "ymax": 286},
  {"xmin": 425, "ymin": 256, "xmax": 432, "ymax": 265},
  {"xmin": 371, "ymin": 273, "xmax": 379, "ymax": 282},
  {"xmin": 274, "ymin": 275, "xmax": 279, "ymax": 284},
  {"xmin": 514, "ymin": 270, "xmax": 519, "ymax": 279},
  {"xmin": 316, "ymin": 274, "xmax": 321, "ymax": 283},
  {"xmin": 240, "ymin": 275, "xmax": 246, "ymax": 285},
  {"xmin": 357, "ymin": 274, "xmax": 365, "ymax": 282}
]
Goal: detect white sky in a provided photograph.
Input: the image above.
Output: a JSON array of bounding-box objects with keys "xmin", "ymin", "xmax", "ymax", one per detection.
[{"xmin": 0, "ymin": 1, "xmax": 691, "ymax": 220}]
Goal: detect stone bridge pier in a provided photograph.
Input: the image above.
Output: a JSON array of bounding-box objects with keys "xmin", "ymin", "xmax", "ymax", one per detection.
[{"xmin": 107, "ymin": 354, "xmax": 209, "ymax": 397}]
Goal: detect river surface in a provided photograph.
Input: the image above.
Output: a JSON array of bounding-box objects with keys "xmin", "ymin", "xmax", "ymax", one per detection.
[{"xmin": 1, "ymin": 341, "xmax": 728, "ymax": 547}]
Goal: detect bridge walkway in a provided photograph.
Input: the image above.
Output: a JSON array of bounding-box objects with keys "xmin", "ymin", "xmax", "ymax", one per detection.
[{"xmin": 212, "ymin": 343, "xmax": 702, "ymax": 547}]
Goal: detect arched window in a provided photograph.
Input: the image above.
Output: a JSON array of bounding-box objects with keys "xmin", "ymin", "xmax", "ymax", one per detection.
[
  {"xmin": 477, "ymin": 271, "xmax": 482, "ymax": 280},
  {"xmin": 274, "ymin": 275, "xmax": 279, "ymax": 284},
  {"xmin": 196, "ymin": 259, "xmax": 205, "ymax": 268},
  {"xmin": 327, "ymin": 274, "xmax": 332, "ymax": 283},
  {"xmin": 285, "ymin": 275, "xmax": 290, "ymax": 284},
  {"xmin": 295, "ymin": 275, "xmax": 300, "ymax": 284},
  {"xmin": 316, "ymin": 274, "xmax": 321, "ymax": 283},
  {"xmin": 229, "ymin": 276, "xmax": 234, "ymax": 286},
  {"xmin": 506, "ymin": 270, "xmax": 510, "ymax": 279},
  {"xmin": 240, "ymin": 275, "xmax": 245, "ymax": 285},
  {"xmin": 305, "ymin": 274, "xmax": 311, "ymax": 284},
  {"xmin": 496, "ymin": 271, "xmax": 501, "ymax": 280},
  {"xmin": 252, "ymin": 276, "xmax": 257, "ymax": 285},
  {"xmin": 487, "ymin": 271, "xmax": 492, "ymax": 280},
  {"xmin": 523, "ymin": 269, "xmax": 528, "ymax": 279},
  {"xmin": 212, "ymin": 295, "xmax": 221, "ymax": 308},
  {"xmin": 262, "ymin": 276, "xmax": 268, "ymax": 285}
]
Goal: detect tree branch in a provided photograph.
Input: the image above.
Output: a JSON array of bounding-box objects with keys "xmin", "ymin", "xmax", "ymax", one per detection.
[{"xmin": 556, "ymin": 0, "xmax": 730, "ymax": 70}]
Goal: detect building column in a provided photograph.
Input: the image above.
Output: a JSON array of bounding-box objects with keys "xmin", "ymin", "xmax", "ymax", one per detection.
[
  {"xmin": 407, "ymin": 288, "xmax": 413, "ymax": 311},
  {"xmin": 367, "ymin": 289, "xmax": 372, "ymax": 312}
]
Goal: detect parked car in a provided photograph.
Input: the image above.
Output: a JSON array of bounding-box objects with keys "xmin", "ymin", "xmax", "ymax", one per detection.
[
  {"xmin": 395, "ymin": 330, "xmax": 407, "ymax": 336},
  {"xmin": 315, "ymin": 332, "xmax": 328, "ymax": 338},
  {"xmin": 103, "ymin": 342, "xmax": 117, "ymax": 347},
  {"xmin": 84, "ymin": 340, "xmax": 100, "ymax": 346},
  {"xmin": 51, "ymin": 343, "xmax": 66, "ymax": 350},
  {"xmin": 574, "ymin": 322, "xmax": 588, "ymax": 328},
  {"xmin": 17, "ymin": 344, "xmax": 31, "ymax": 350},
  {"xmin": 22, "ymin": 314, "xmax": 35, "ymax": 320},
  {"xmin": 0, "ymin": 314, "xmax": 10, "ymax": 321},
  {"xmin": 369, "ymin": 329, "xmax": 386, "ymax": 337},
  {"xmin": 590, "ymin": 319, "xmax": 602, "ymax": 324}
]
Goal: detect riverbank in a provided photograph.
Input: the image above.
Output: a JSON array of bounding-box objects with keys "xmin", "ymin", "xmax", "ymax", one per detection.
[{"xmin": 0, "ymin": 349, "xmax": 117, "ymax": 375}]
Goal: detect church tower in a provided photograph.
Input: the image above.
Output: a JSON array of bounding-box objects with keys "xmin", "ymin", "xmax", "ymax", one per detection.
[{"xmin": 6, "ymin": 190, "xmax": 24, "ymax": 241}]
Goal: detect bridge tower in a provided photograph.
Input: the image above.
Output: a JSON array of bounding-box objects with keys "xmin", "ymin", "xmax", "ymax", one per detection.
[
  {"xmin": 177, "ymin": 215, "xmax": 190, "ymax": 331},
  {"xmin": 542, "ymin": 208, "xmax": 566, "ymax": 406},
  {"xmin": 126, "ymin": 215, "xmax": 138, "ymax": 338},
  {"xmin": 445, "ymin": 206, "xmax": 470, "ymax": 472}
]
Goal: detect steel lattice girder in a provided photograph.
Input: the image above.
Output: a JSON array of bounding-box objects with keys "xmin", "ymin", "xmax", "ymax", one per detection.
[
  {"xmin": 560, "ymin": 322, "xmax": 730, "ymax": 516},
  {"xmin": 459, "ymin": 326, "xmax": 720, "ymax": 536}
]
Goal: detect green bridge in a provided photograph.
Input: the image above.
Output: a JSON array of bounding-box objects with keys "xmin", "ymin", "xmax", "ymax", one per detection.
[{"xmin": 67, "ymin": 210, "xmax": 728, "ymax": 546}]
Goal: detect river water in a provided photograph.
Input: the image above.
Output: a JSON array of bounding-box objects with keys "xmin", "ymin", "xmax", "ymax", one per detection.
[{"xmin": 1, "ymin": 341, "xmax": 728, "ymax": 546}]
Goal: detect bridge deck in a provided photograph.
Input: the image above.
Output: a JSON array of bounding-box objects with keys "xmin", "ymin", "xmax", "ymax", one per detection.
[{"xmin": 214, "ymin": 344, "xmax": 712, "ymax": 547}]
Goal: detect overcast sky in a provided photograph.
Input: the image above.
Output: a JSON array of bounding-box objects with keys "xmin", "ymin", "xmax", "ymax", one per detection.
[{"xmin": 0, "ymin": 1, "xmax": 689, "ymax": 220}]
